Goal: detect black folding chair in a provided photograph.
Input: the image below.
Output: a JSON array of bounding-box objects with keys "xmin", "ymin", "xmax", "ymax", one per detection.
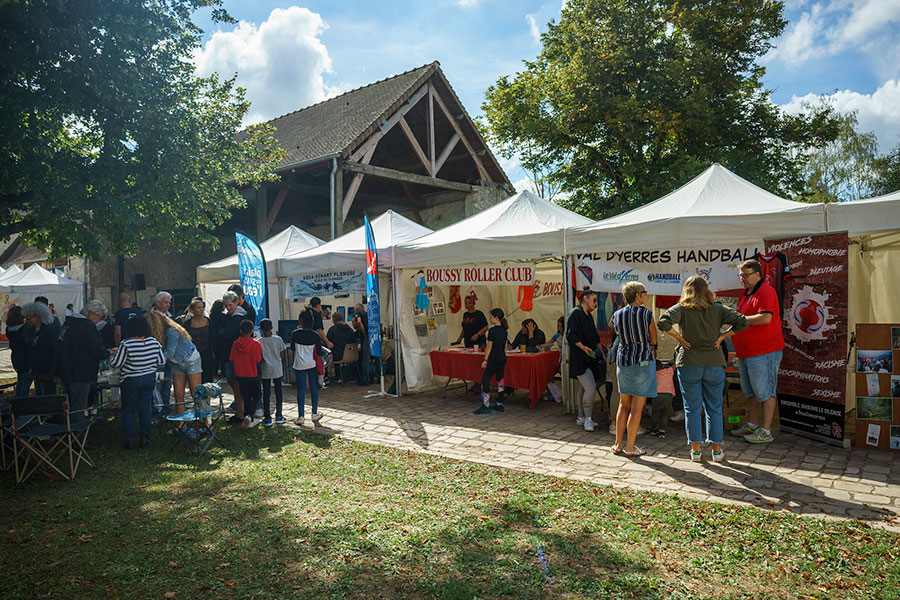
[
  {"xmin": 1, "ymin": 399, "xmax": 36, "ymax": 472},
  {"xmin": 9, "ymin": 395, "xmax": 96, "ymax": 483}
]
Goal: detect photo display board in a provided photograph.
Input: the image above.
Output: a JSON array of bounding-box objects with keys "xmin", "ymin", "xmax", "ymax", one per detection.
[{"xmin": 854, "ymin": 323, "xmax": 900, "ymax": 452}]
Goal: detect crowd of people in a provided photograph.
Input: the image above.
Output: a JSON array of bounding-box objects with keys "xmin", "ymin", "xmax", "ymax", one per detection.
[{"xmin": 5, "ymin": 284, "xmax": 376, "ymax": 450}]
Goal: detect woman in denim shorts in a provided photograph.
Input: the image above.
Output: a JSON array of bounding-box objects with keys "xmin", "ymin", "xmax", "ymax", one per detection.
[{"xmin": 147, "ymin": 311, "xmax": 203, "ymax": 424}]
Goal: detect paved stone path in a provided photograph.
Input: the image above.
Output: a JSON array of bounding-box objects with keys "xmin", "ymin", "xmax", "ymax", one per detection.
[{"xmin": 263, "ymin": 379, "xmax": 900, "ymax": 532}]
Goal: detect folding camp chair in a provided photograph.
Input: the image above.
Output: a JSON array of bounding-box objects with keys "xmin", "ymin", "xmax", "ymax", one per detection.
[
  {"xmin": 0, "ymin": 399, "xmax": 36, "ymax": 472},
  {"xmin": 9, "ymin": 395, "xmax": 95, "ymax": 483},
  {"xmin": 166, "ymin": 382, "xmax": 227, "ymax": 457}
]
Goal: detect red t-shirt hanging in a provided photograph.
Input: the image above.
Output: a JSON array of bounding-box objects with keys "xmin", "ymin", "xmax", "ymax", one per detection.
[
  {"xmin": 755, "ymin": 251, "xmax": 790, "ymax": 312},
  {"xmin": 732, "ymin": 280, "xmax": 785, "ymax": 359}
]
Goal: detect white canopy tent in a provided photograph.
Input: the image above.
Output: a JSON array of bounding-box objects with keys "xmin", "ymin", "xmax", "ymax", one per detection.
[
  {"xmin": 391, "ymin": 190, "xmax": 593, "ymax": 392},
  {"xmin": 0, "ymin": 264, "xmax": 84, "ymax": 332},
  {"xmin": 393, "ymin": 190, "xmax": 593, "ymax": 268},
  {"xmin": 196, "ymin": 225, "xmax": 324, "ymax": 322},
  {"xmin": 197, "ymin": 225, "xmax": 324, "ymax": 283},
  {"xmin": 565, "ymin": 164, "xmax": 828, "ymax": 253},
  {"xmin": 0, "ymin": 264, "xmax": 23, "ymax": 285},
  {"xmin": 277, "ymin": 210, "xmax": 433, "ymax": 274},
  {"xmin": 826, "ymin": 190, "xmax": 900, "ymax": 236}
]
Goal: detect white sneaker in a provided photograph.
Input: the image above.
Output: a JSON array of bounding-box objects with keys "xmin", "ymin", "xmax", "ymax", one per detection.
[
  {"xmin": 241, "ymin": 416, "xmax": 251, "ymax": 429},
  {"xmin": 294, "ymin": 417, "xmax": 305, "ymax": 426},
  {"xmin": 690, "ymin": 450, "xmax": 702, "ymax": 462},
  {"xmin": 254, "ymin": 409, "xmax": 264, "ymax": 419},
  {"xmin": 248, "ymin": 417, "xmax": 262, "ymax": 428},
  {"xmin": 608, "ymin": 423, "xmax": 616, "ymax": 435},
  {"xmin": 311, "ymin": 413, "xmax": 323, "ymax": 423},
  {"xmin": 575, "ymin": 416, "xmax": 586, "ymax": 426},
  {"xmin": 584, "ymin": 419, "xmax": 596, "ymax": 432},
  {"xmin": 670, "ymin": 411, "xmax": 685, "ymax": 422},
  {"xmin": 712, "ymin": 450, "xmax": 725, "ymax": 462}
]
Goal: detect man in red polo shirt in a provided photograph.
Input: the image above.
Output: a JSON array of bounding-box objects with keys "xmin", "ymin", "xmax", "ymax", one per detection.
[{"xmin": 729, "ymin": 259, "xmax": 785, "ymax": 443}]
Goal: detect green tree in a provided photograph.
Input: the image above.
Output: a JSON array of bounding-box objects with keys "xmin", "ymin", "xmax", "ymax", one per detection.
[
  {"xmin": 797, "ymin": 99, "xmax": 881, "ymax": 203},
  {"xmin": 872, "ymin": 144, "xmax": 900, "ymax": 196},
  {"xmin": 482, "ymin": 0, "xmax": 837, "ymax": 219},
  {"xmin": 0, "ymin": 0, "xmax": 285, "ymax": 259}
]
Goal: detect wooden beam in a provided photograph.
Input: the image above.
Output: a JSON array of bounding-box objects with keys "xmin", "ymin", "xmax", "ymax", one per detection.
[
  {"xmin": 398, "ymin": 116, "xmax": 431, "ymax": 175},
  {"xmin": 349, "ymin": 84, "xmax": 429, "ymax": 163},
  {"xmin": 262, "ymin": 188, "xmax": 289, "ymax": 238},
  {"xmin": 428, "ymin": 80, "xmax": 435, "ymax": 176},
  {"xmin": 255, "ymin": 185, "xmax": 268, "ymax": 240},
  {"xmin": 343, "ymin": 161, "xmax": 475, "ymax": 193},
  {"xmin": 342, "ymin": 141, "xmax": 377, "ymax": 223},
  {"xmin": 434, "ymin": 132, "xmax": 459, "ymax": 176},
  {"xmin": 431, "ymin": 88, "xmax": 492, "ymax": 183},
  {"xmin": 332, "ymin": 166, "xmax": 343, "ymax": 237}
]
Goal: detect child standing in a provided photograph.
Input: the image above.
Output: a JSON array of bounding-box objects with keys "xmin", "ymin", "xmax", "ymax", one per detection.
[
  {"xmin": 230, "ymin": 320, "xmax": 263, "ymax": 429},
  {"xmin": 475, "ymin": 308, "xmax": 508, "ymax": 415},
  {"xmin": 292, "ymin": 309, "xmax": 323, "ymax": 425},
  {"xmin": 258, "ymin": 318, "xmax": 287, "ymax": 426},
  {"xmin": 649, "ymin": 360, "xmax": 675, "ymax": 438}
]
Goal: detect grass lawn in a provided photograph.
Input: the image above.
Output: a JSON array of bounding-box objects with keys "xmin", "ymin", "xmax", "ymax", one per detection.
[{"xmin": 1, "ymin": 419, "xmax": 898, "ymax": 600}]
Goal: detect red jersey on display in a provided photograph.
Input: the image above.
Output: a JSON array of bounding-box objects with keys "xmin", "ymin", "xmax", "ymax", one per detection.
[
  {"xmin": 755, "ymin": 252, "xmax": 790, "ymax": 312},
  {"xmin": 732, "ymin": 280, "xmax": 785, "ymax": 359}
]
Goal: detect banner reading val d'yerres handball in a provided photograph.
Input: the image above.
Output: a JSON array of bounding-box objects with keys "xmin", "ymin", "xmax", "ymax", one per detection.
[
  {"xmin": 766, "ymin": 231, "xmax": 849, "ymax": 443},
  {"xmin": 572, "ymin": 246, "xmax": 759, "ymax": 294},
  {"xmin": 285, "ymin": 270, "xmax": 365, "ymax": 299},
  {"xmin": 235, "ymin": 231, "xmax": 267, "ymax": 326}
]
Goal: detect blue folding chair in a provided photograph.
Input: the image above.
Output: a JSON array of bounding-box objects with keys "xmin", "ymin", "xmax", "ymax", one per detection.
[{"xmin": 166, "ymin": 382, "xmax": 227, "ymax": 457}]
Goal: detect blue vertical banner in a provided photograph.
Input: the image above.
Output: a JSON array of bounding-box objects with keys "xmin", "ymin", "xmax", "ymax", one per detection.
[
  {"xmin": 364, "ymin": 215, "xmax": 382, "ymax": 358},
  {"xmin": 235, "ymin": 230, "xmax": 268, "ymax": 327}
]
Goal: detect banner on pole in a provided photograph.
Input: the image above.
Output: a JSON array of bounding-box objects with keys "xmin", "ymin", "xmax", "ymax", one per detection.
[
  {"xmin": 235, "ymin": 231, "xmax": 267, "ymax": 327},
  {"xmin": 285, "ymin": 270, "xmax": 365, "ymax": 299},
  {"xmin": 364, "ymin": 215, "xmax": 382, "ymax": 358},
  {"xmin": 571, "ymin": 246, "xmax": 759, "ymax": 294}
]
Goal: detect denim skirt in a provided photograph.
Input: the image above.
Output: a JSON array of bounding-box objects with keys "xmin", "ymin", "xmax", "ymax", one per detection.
[{"xmin": 617, "ymin": 360, "xmax": 657, "ymax": 397}]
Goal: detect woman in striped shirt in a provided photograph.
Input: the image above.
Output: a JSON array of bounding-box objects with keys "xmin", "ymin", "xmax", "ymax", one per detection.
[
  {"xmin": 110, "ymin": 315, "xmax": 165, "ymax": 449},
  {"xmin": 611, "ymin": 281, "xmax": 658, "ymax": 457}
]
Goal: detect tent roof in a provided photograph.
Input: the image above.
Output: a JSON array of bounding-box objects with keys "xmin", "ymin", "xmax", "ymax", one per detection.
[
  {"xmin": 278, "ymin": 210, "xmax": 433, "ymax": 274},
  {"xmin": 566, "ymin": 164, "xmax": 828, "ymax": 252},
  {"xmin": 197, "ymin": 225, "xmax": 325, "ymax": 283},
  {"xmin": 393, "ymin": 189, "xmax": 594, "ymax": 268},
  {"xmin": 0, "ymin": 264, "xmax": 22, "ymax": 284},
  {"xmin": 0, "ymin": 263, "xmax": 82, "ymax": 291},
  {"xmin": 826, "ymin": 190, "xmax": 900, "ymax": 235}
]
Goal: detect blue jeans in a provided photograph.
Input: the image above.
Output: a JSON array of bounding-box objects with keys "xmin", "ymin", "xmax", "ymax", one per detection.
[
  {"xmin": 677, "ymin": 365, "xmax": 725, "ymax": 444},
  {"xmin": 295, "ymin": 368, "xmax": 318, "ymax": 417},
  {"xmin": 121, "ymin": 373, "xmax": 156, "ymax": 442}
]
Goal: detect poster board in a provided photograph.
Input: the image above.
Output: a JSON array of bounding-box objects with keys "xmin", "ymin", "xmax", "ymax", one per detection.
[
  {"xmin": 853, "ymin": 323, "xmax": 900, "ymax": 451},
  {"xmin": 764, "ymin": 232, "xmax": 850, "ymax": 446}
]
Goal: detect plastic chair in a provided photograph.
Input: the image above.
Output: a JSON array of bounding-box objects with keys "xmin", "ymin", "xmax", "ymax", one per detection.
[
  {"xmin": 9, "ymin": 395, "xmax": 95, "ymax": 483},
  {"xmin": 332, "ymin": 343, "xmax": 360, "ymax": 383},
  {"xmin": 165, "ymin": 382, "xmax": 227, "ymax": 457}
]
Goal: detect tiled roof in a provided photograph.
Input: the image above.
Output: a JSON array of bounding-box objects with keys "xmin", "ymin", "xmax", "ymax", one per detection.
[{"xmin": 261, "ymin": 63, "xmax": 438, "ymax": 171}]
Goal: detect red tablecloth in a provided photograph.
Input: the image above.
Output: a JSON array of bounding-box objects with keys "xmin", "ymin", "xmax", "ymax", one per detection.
[{"xmin": 430, "ymin": 349, "xmax": 560, "ymax": 409}]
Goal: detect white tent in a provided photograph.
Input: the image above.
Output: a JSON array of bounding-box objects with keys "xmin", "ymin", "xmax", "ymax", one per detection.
[
  {"xmin": 0, "ymin": 264, "xmax": 23, "ymax": 285},
  {"xmin": 394, "ymin": 190, "xmax": 594, "ymax": 268},
  {"xmin": 197, "ymin": 225, "xmax": 324, "ymax": 283},
  {"xmin": 566, "ymin": 164, "xmax": 828, "ymax": 252},
  {"xmin": 826, "ymin": 190, "xmax": 900, "ymax": 235},
  {"xmin": 0, "ymin": 263, "xmax": 83, "ymax": 313},
  {"xmin": 277, "ymin": 210, "xmax": 433, "ymax": 274}
]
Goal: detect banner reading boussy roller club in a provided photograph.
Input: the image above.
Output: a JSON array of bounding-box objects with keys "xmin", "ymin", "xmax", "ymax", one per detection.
[
  {"xmin": 424, "ymin": 264, "xmax": 535, "ymax": 287},
  {"xmin": 765, "ymin": 231, "xmax": 849, "ymax": 443}
]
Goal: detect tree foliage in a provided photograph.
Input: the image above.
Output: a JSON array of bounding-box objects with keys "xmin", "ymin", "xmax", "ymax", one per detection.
[
  {"xmin": 0, "ymin": 0, "xmax": 285, "ymax": 259},
  {"xmin": 796, "ymin": 99, "xmax": 881, "ymax": 203},
  {"xmin": 872, "ymin": 144, "xmax": 900, "ymax": 197},
  {"xmin": 481, "ymin": 0, "xmax": 838, "ymax": 218}
]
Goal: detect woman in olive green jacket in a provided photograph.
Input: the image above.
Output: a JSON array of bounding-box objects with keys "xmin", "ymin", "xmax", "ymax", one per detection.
[{"xmin": 657, "ymin": 275, "xmax": 748, "ymax": 463}]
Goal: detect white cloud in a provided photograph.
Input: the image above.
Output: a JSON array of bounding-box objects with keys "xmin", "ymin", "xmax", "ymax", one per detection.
[
  {"xmin": 193, "ymin": 6, "xmax": 332, "ymax": 125},
  {"xmin": 781, "ymin": 79, "xmax": 900, "ymax": 151},
  {"xmin": 455, "ymin": 0, "xmax": 480, "ymax": 7},
  {"xmin": 769, "ymin": 1, "xmax": 900, "ymax": 70},
  {"xmin": 525, "ymin": 14, "xmax": 541, "ymax": 43},
  {"xmin": 513, "ymin": 176, "xmax": 537, "ymax": 194}
]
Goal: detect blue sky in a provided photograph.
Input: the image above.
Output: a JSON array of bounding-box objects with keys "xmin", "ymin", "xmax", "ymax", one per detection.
[{"xmin": 193, "ymin": 0, "xmax": 900, "ymax": 192}]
